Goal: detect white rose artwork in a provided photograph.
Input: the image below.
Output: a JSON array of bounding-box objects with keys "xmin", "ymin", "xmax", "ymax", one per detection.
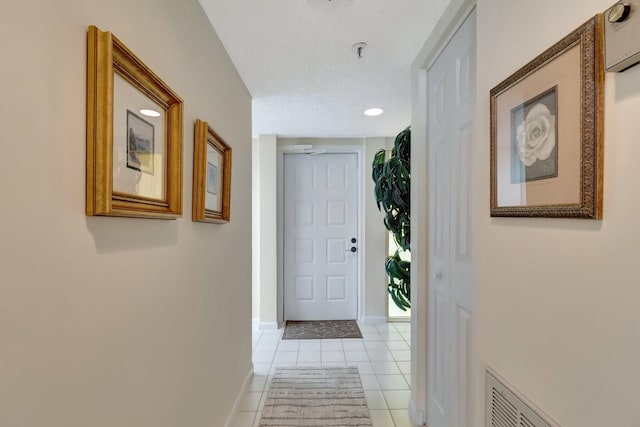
[
  {"xmin": 516, "ymin": 103, "xmax": 556, "ymax": 166},
  {"xmin": 490, "ymin": 16, "xmax": 603, "ymax": 218}
]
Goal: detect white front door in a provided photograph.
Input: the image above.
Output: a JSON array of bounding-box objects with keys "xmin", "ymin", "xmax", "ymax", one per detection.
[
  {"xmin": 427, "ymin": 9, "xmax": 476, "ymax": 427},
  {"xmin": 283, "ymin": 153, "xmax": 359, "ymax": 321}
]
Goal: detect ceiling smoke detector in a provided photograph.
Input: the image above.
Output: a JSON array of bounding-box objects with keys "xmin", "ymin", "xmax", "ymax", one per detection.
[{"xmin": 352, "ymin": 42, "xmax": 367, "ymax": 59}]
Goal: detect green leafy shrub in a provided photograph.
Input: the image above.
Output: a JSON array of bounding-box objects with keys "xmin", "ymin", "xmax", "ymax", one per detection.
[{"xmin": 371, "ymin": 126, "xmax": 411, "ymax": 311}]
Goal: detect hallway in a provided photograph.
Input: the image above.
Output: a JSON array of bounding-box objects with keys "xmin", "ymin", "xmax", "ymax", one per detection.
[{"xmin": 235, "ymin": 322, "xmax": 413, "ymax": 426}]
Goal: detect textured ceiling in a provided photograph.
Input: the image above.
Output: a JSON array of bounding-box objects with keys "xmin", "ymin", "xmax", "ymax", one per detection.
[{"xmin": 199, "ymin": 0, "xmax": 448, "ymax": 138}]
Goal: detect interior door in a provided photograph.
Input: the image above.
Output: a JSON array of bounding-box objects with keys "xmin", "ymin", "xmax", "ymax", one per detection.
[
  {"xmin": 283, "ymin": 153, "xmax": 359, "ymax": 320},
  {"xmin": 427, "ymin": 9, "xmax": 476, "ymax": 427}
]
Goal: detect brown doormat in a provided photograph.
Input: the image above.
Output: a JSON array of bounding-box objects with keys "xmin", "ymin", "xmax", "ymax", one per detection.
[{"xmin": 282, "ymin": 320, "xmax": 363, "ymax": 340}]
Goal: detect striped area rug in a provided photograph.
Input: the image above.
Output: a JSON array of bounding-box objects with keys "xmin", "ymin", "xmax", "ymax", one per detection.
[{"xmin": 259, "ymin": 367, "xmax": 372, "ymax": 426}]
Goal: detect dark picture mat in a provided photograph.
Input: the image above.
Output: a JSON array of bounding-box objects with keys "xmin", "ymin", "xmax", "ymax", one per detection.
[
  {"xmin": 282, "ymin": 320, "xmax": 363, "ymax": 340},
  {"xmin": 510, "ymin": 86, "xmax": 559, "ymax": 184}
]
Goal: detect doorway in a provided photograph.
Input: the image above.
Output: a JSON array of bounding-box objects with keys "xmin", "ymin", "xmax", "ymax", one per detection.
[
  {"xmin": 426, "ymin": 8, "xmax": 476, "ymax": 427},
  {"xmin": 282, "ymin": 152, "xmax": 361, "ymax": 321}
]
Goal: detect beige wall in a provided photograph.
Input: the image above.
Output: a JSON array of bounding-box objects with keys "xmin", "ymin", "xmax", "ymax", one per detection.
[
  {"xmin": 475, "ymin": 1, "xmax": 640, "ymax": 426},
  {"xmin": 252, "ymin": 137, "xmax": 261, "ymax": 322},
  {"xmin": 0, "ymin": 1, "xmax": 252, "ymax": 426},
  {"xmin": 257, "ymin": 134, "xmax": 279, "ymax": 325}
]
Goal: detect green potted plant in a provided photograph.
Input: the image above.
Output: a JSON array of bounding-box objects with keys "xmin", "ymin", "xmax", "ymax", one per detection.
[{"xmin": 371, "ymin": 126, "xmax": 411, "ymax": 311}]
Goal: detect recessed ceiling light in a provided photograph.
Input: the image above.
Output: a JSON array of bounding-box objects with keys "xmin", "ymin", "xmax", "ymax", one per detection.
[
  {"xmin": 364, "ymin": 108, "xmax": 383, "ymax": 116},
  {"xmin": 140, "ymin": 109, "xmax": 160, "ymax": 117}
]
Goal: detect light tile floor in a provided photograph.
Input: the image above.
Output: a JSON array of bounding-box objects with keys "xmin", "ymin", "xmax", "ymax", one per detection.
[{"xmin": 234, "ymin": 322, "xmax": 414, "ymax": 427}]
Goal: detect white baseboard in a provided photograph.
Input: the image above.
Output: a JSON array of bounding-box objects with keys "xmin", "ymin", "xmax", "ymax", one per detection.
[
  {"xmin": 224, "ymin": 367, "xmax": 253, "ymax": 427},
  {"xmin": 259, "ymin": 322, "xmax": 279, "ymax": 330},
  {"xmin": 409, "ymin": 398, "xmax": 425, "ymax": 426},
  {"xmin": 361, "ymin": 316, "xmax": 388, "ymax": 324},
  {"xmin": 387, "ymin": 317, "xmax": 411, "ymax": 323}
]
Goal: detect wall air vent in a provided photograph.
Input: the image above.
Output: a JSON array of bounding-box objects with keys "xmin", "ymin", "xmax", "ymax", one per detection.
[{"xmin": 486, "ymin": 370, "xmax": 559, "ymax": 427}]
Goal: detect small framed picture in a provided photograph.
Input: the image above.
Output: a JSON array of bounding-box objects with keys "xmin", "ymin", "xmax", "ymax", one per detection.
[
  {"xmin": 490, "ymin": 15, "xmax": 604, "ymax": 219},
  {"xmin": 86, "ymin": 25, "xmax": 183, "ymax": 219},
  {"xmin": 192, "ymin": 119, "xmax": 232, "ymax": 223}
]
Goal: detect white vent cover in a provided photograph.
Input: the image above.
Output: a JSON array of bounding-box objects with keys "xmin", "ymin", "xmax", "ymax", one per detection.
[{"xmin": 486, "ymin": 370, "xmax": 559, "ymax": 427}]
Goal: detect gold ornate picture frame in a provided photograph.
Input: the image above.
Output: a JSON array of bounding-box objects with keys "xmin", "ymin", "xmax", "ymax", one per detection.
[
  {"xmin": 86, "ymin": 25, "xmax": 183, "ymax": 219},
  {"xmin": 192, "ymin": 120, "xmax": 232, "ymax": 223},
  {"xmin": 490, "ymin": 15, "xmax": 604, "ymax": 219}
]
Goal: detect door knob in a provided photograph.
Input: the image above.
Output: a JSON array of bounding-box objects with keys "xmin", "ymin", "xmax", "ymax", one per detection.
[
  {"xmin": 345, "ymin": 247, "xmax": 357, "ymax": 253},
  {"xmin": 351, "ymin": 237, "xmax": 357, "ymax": 243}
]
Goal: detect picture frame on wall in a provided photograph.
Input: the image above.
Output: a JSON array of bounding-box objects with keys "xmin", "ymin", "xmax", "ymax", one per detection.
[
  {"xmin": 490, "ymin": 15, "xmax": 604, "ymax": 219},
  {"xmin": 86, "ymin": 25, "xmax": 183, "ymax": 219},
  {"xmin": 192, "ymin": 119, "xmax": 232, "ymax": 223}
]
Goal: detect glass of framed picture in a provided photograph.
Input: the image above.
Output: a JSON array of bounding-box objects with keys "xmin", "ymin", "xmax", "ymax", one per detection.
[
  {"xmin": 86, "ymin": 25, "xmax": 183, "ymax": 219},
  {"xmin": 490, "ymin": 15, "xmax": 604, "ymax": 219},
  {"xmin": 192, "ymin": 120, "xmax": 232, "ymax": 223}
]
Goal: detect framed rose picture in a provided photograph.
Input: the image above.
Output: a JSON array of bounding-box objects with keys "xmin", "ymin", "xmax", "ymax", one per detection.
[
  {"xmin": 86, "ymin": 25, "xmax": 183, "ymax": 219},
  {"xmin": 490, "ymin": 15, "xmax": 604, "ymax": 219},
  {"xmin": 192, "ymin": 120, "xmax": 232, "ymax": 223}
]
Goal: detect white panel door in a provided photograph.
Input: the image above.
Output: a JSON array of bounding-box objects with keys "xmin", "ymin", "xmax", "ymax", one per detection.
[
  {"xmin": 427, "ymin": 9, "xmax": 476, "ymax": 427},
  {"xmin": 283, "ymin": 153, "xmax": 359, "ymax": 320}
]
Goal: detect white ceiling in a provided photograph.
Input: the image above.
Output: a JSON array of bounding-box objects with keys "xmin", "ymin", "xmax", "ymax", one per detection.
[{"xmin": 199, "ymin": 0, "xmax": 447, "ymax": 138}]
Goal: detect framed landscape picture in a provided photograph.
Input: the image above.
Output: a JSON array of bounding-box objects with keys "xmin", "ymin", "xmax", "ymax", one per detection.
[
  {"xmin": 206, "ymin": 162, "xmax": 218, "ymax": 196},
  {"xmin": 126, "ymin": 110, "xmax": 155, "ymax": 175},
  {"xmin": 86, "ymin": 25, "xmax": 183, "ymax": 219},
  {"xmin": 490, "ymin": 15, "xmax": 604, "ymax": 219},
  {"xmin": 192, "ymin": 119, "xmax": 232, "ymax": 223}
]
